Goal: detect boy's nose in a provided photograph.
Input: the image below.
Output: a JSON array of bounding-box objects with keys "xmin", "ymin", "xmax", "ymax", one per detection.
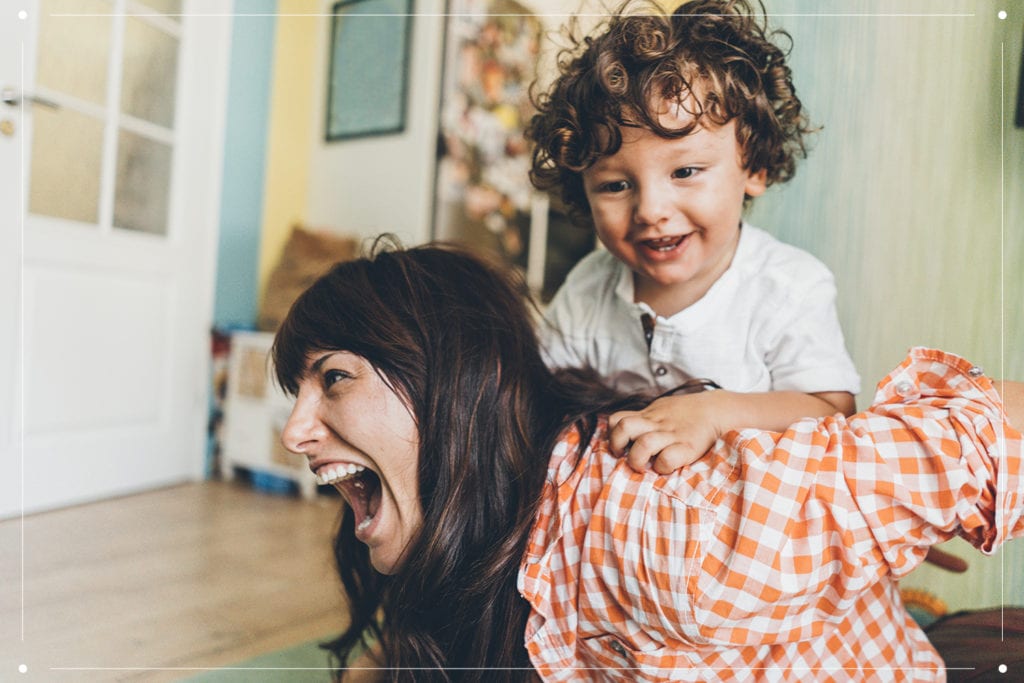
[
  {"xmin": 280, "ymin": 391, "xmax": 325, "ymax": 455},
  {"xmin": 633, "ymin": 185, "xmax": 671, "ymax": 227}
]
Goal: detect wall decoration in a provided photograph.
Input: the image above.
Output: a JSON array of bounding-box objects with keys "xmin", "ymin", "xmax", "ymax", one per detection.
[
  {"xmin": 326, "ymin": 0, "xmax": 412, "ymax": 141},
  {"xmin": 431, "ymin": 0, "xmax": 543, "ymax": 277},
  {"xmin": 538, "ymin": 198, "xmax": 597, "ymax": 303}
]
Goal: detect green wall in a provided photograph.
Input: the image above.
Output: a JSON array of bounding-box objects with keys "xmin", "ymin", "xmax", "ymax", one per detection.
[{"xmin": 748, "ymin": 0, "xmax": 1024, "ymax": 612}]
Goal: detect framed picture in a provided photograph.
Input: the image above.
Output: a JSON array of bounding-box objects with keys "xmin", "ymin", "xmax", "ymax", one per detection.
[
  {"xmin": 326, "ymin": 0, "xmax": 413, "ymax": 141},
  {"xmin": 431, "ymin": 0, "xmax": 543, "ymax": 277},
  {"xmin": 430, "ymin": 0, "xmax": 596, "ymax": 300}
]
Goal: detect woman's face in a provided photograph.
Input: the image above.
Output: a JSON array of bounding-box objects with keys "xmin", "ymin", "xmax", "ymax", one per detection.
[{"xmin": 281, "ymin": 350, "xmax": 422, "ymax": 575}]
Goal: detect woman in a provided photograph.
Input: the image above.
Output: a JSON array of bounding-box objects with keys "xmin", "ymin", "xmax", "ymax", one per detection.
[{"xmin": 274, "ymin": 241, "xmax": 1023, "ymax": 682}]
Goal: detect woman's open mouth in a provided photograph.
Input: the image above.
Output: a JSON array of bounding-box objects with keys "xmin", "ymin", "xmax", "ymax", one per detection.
[{"xmin": 315, "ymin": 464, "xmax": 383, "ymax": 537}]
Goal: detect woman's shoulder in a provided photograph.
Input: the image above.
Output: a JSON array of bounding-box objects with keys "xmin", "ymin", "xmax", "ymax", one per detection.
[
  {"xmin": 547, "ymin": 419, "xmax": 742, "ymax": 511},
  {"xmin": 546, "ymin": 418, "xmax": 615, "ymax": 487}
]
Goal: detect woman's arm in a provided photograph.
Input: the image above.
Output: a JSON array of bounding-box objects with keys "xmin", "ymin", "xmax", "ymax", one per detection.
[{"xmin": 669, "ymin": 350, "xmax": 1023, "ymax": 644}]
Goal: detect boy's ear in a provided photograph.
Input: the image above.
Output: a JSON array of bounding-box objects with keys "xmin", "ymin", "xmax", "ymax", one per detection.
[{"xmin": 744, "ymin": 168, "xmax": 768, "ymax": 197}]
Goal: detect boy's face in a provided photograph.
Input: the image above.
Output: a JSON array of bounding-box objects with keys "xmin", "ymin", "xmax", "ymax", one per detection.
[{"xmin": 581, "ymin": 109, "xmax": 767, "ymax": 313}]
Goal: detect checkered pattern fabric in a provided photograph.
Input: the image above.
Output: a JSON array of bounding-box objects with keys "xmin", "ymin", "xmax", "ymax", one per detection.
[{"xmin": 518, "ymin": 348, "xmax": 1023, "ymax": 681}]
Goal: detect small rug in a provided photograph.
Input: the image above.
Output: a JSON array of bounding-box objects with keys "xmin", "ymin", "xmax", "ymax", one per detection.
[{"xmin": 185, "ymin": 637, "xmax": 334, "ymax": 682}]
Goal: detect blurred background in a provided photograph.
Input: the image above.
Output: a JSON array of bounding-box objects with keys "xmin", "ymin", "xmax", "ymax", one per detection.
[{"xmin": 0, "ymin": 0, "xmax": 1021, "ymax": 676}]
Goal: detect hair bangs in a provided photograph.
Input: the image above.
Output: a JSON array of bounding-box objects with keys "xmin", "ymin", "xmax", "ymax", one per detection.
[{"xmin": 271, "ymin": 259, "xmax": 384, "ymax": 397}]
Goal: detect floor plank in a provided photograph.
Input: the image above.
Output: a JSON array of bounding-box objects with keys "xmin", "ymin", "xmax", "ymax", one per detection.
[{"xmin": 1, "ymin": 481, "xmax": 349, "ymax": 681}]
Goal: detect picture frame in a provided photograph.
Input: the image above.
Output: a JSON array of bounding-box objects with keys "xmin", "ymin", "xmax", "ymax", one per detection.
[
  {"xmin": 325, "ymin": 0, "xmax": 413, "ymax": 141},
  {"xmin": 430, "ymin": 0, "xmax": 595, "ymax": 301},
  {"xmin": 430, "ymin": 0, "xmax": 543, "ymax": 278}
]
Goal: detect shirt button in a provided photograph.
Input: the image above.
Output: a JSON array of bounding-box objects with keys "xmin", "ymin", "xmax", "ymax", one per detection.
[
  {"xmin": 655, "ymin": 366, "xmax": 667, "ymax": 377},
  {"xmin": 895, "ymin": 380, "xmax": 915, "ymax": 398},
  {"xmin": 968, "ymin": 366, "xmax": 984, "ymax": 377},
  {"xmin": 610, "ymin": 640, "xmax": 626, "ymax": 655}
]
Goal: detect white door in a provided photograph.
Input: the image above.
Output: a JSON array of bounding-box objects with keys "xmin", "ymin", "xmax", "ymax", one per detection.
[{"xmin": 0, "ymin": 0, "xmax": 232, "ymax": 516}]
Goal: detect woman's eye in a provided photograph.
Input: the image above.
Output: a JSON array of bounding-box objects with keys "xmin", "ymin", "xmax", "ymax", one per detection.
[
  {"xmin": 598, "ymin": 180, "xmax": 630, "ymax": 193},
  {"xmin": 323, "ymin": 369, "xmax": 350, "ymax": 389},
  {"xmin": 672, "ymin": 167, "xmax": 698, "ymax": 179}
]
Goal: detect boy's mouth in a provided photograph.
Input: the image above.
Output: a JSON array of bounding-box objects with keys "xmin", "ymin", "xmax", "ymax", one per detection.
[
  {"xmin": 316, "ymin": 463, "xmax": 383, "ymax": 535},
  {"xmin": 641, "ymin": 234, "xmax": 690, "ymax": 253}
]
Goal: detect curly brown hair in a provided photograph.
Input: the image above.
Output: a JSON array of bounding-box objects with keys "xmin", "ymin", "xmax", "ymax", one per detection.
[{"xmin": 527, "ymin": 0, "xmax": 814, "ymax": 226}]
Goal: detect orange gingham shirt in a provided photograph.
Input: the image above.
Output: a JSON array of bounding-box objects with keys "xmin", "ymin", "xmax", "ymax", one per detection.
[{"xmin": 518, "ymin": 348, "xmax": 1023, "ymax": 681}]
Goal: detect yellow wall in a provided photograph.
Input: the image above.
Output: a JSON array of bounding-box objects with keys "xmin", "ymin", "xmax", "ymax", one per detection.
[{"xmin": 258, "ymin": 0, "xmax": 318, "ymax": 301}]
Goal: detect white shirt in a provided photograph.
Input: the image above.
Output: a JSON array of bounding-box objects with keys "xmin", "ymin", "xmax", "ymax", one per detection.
[{"xmin": 540, "ymin": 224, "xmax": 861, "ymax": 396}]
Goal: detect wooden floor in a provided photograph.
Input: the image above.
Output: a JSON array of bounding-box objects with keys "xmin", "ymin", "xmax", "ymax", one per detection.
[{"xmin": 0, "ymin": 481, "xmax": 349, "ymax": 681}]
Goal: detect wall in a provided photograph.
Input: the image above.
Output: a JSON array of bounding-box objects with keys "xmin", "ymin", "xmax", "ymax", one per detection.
[
  {"xmin": 745, "ymin": 0, "xmax": 1024, "ymax": 612},
  {"xmin": 749, "ymin": 0, "xmax": 1023, "ymax": 396},
  {"xmin": 257, "ymin": 0, "xmax": 318, "ymax": 298},
  {"xmin": 303, "ymin": 0, "xmax": 598, "ymax": 247},
  {"xmin": 213, "ymin": 2, "xmax": 276, "ymax": 329},
  {"xmin": 305, "ymin": 0, "xmax": 445, "ymax": 246},
  {"xmin": 214, "ymin": 0, "xmax": 320, "ymax": 323}
]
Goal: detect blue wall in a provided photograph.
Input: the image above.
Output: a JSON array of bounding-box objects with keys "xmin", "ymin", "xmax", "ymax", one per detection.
[{"xmin": 214, "ymin": 4, "xmax": 276, "ymax": 330}]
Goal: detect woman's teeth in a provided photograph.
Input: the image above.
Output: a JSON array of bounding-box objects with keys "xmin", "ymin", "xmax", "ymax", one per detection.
[
  {"xmin": 356, "ymin": 516, "xmax": 374, "ymax": 532},
  {"xmin": 315, "ymin": 463, "xmax": 366, "ymax": 486}
]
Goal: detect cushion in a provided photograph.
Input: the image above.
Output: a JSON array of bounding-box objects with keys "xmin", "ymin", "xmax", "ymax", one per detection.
[{"xmin": 258, "ymin": 225, "xmax": 358, "ymax": 331}]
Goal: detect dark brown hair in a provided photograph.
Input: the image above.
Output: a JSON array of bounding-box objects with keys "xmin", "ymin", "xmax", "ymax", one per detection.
[
  {"xmin": 272, "ymin": 239, "xmax": 643, "ymax": 681},
  {"xmin": 528, "ymin": 0, "xmax": 813, "ymax": 225}
]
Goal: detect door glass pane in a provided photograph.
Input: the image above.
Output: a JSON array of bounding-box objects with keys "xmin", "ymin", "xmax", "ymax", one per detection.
[
  {"xmin": 113, "ymin": 130, "xmax": 172, "ymax": 235},
  {"xmin": 29, "ymin": 107, "xmax": 104, "ymax": 224},
  {"xmin": 121, "ymin": 16, "xmax": 179, "ymax": 127},
  {"xmin": 36, "ymin": 0, "xmax": 112, "ymax": 106},
  {"xmin": 134, "ymin": 0, "xmax": 182, "ymax": 16}
]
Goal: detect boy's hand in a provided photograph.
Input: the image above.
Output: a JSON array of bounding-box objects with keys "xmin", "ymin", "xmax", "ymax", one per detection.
[
  {"xmin": 608, "ymin": 393, "xmax": 723, "ymax": 474},
  {"xmin": 609, "ymin": 388, "xmax": 859, "ymax": 474}
]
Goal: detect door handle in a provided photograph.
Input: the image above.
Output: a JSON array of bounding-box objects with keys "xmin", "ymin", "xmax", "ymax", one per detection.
[{"xmin": 1, "ymin": 87, "xmax": 61, "ymax": 110}]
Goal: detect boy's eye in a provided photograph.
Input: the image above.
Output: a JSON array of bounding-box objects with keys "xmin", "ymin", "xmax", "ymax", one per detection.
[
  {"xmin": 597, "ymin": 180, "xmax": 630, "ymax": 193},
  {"xmin": 672, "ymin": 167, "xmax": 698, "ymax": 179}
]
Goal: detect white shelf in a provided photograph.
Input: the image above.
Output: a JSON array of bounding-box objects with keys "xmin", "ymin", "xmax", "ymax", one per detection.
[{"xmin": 220, "ymin": 330, "xmax": 318, "ymax": 499}]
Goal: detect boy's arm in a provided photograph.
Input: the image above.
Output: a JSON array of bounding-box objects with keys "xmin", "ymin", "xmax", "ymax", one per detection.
[
  {"xmin": 609, "ymin": 389, "xmax": 853, "ymax": 473},
  {"xmin": 611, "ymin": 381, "xmax": 1024, "ymax": 474},
  {"xmin": 809, "ymin": 390, "xmax": 856, "ymax": 417}
]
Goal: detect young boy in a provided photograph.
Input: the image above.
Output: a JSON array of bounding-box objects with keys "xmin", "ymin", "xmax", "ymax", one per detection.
[{"xmin": 527, "ymin": 0, "xmax": 860, "ymax": 473}]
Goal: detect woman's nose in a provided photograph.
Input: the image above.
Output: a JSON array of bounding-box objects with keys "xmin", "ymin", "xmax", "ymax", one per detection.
[{"xmin": 280, "ymin": 391, "xmax": 325, "ymax": 454}]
